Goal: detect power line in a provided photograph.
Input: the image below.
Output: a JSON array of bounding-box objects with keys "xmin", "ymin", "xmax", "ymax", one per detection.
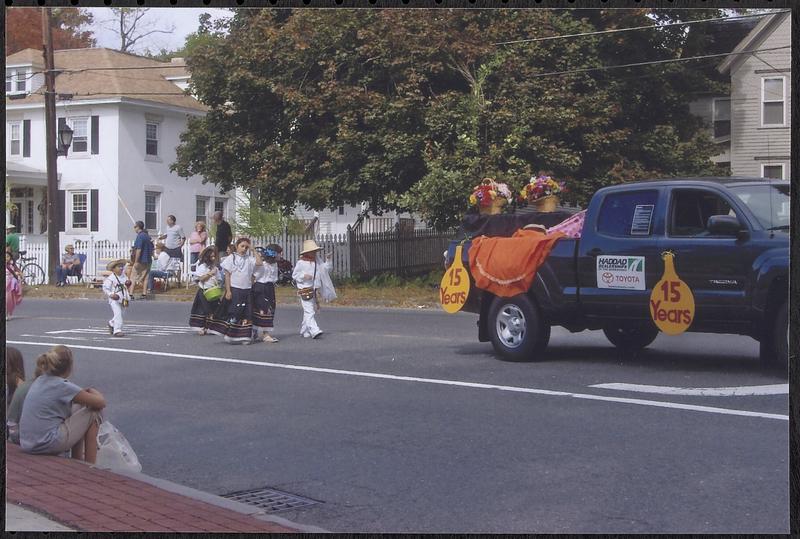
[
  {"xmin": 527, "ymin": 45, "xmax": 789, "ymax": 79},
  {"xmin": 493, "ymin": 10, "xmax": 789, "ymax": 46}
]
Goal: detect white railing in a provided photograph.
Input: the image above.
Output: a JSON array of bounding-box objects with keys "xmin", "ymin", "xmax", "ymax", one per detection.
[{"xmin": 19, "ymin": 232, "xmax": 353, "ymax": 285}]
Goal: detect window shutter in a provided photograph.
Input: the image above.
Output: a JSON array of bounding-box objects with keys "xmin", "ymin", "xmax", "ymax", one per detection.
[
  {"xmin": 58, "ymin": 189, "xmax": 66, "ymax": 232},
  {"xmin": 91, "ymin": 116, "xmax": 99, "ymax": 154},
  {"xmin": 90, "ymin": 189, "xmax": 99, "ymax": 231},
  {"xmin": 57, "ymin": 117, "xmax": 68, "ymax": 156},
  {"xmin": 22, "ymin": 119, "xmax": 31, "ymax": 157}
]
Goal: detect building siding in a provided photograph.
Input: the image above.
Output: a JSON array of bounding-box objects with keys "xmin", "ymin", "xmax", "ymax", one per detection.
[{"xmin": 728, "ymin": 14, "xmax": 791, "ymax": 178}]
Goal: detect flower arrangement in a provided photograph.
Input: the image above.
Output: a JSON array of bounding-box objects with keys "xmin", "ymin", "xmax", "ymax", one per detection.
[
  {"xmin": 469, "ymin": 178, "xmax": 512, "ymax": 210},
  {"xmin": 519, "ymin": 174, "xmax": 566, "ymax": 203}
]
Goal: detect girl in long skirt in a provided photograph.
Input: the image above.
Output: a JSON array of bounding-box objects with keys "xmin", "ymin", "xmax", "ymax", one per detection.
[
  {"xmin": 6, "ymin": 249, "xmax": 23, "ymax": 320},
  {"xmin": 189, "ymin": 246, "xmax": 222, "ymax": 335},
  {"xmin": 252, "ymin": 244, "xmax": 282, "ymax": 343},
  {"xmin": 218, "ymin": 237, "xmax": 262, "ymax": 344}
]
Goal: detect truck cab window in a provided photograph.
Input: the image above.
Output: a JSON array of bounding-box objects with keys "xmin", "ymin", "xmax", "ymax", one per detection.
[
  {"xmin": 669, "ymin": 190, "xmax": 737, "ymax": 237},
  {"xmin": 596, "ymin": 190, "xmax": 659, "ymax": 237}
]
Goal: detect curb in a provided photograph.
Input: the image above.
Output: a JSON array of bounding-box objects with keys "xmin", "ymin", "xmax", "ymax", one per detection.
[{"xmin": 105, "ymin": 467, "xmax": 328, "ymax": 533}]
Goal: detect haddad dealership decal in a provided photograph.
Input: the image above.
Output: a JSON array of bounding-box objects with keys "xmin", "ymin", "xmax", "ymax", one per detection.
[{"xmin": 597, "ymin": 255, "xmax": 646, "ymax": 290}]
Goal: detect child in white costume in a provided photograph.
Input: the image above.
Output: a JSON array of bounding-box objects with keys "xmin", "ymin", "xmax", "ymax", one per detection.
[
  {"xmin": 292, "ymin": 239, "xmax": 336, "ymax": 339},
  {"xmin": 102, "ymin": 259, "xmax": 131, "ymax": 337}
]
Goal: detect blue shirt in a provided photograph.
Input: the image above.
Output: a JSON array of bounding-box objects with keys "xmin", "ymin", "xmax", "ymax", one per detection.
[{"xmin": 133, "ymin": 231, "xmax": 154, "ymax": 265}]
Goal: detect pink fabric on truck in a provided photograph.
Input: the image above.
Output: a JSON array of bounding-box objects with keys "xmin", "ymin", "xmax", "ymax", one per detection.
[{"xmin": 547, "ymin": 209, "xmax": 586, "ymax": 238}]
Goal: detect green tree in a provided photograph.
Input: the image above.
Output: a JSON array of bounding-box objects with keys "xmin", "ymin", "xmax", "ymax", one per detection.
[{"xmin": 174, "ymin": 9, "xmax": 731, "ymax": 230}]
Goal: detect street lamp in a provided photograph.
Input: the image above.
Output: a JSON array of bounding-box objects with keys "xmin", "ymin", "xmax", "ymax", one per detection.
[{"xmin": 56, "ymin": 123, "xmax": 73, "ymax": 156}]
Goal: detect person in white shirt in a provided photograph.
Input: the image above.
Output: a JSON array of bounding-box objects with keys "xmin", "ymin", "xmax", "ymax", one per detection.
[
  {"xmin": 148, "ymin": 243, "xmax": 180, "ymax": 292},
  {"xmin": 189, "ymin": 246, "xmax": 223, "ymax": 335},
  {"xmin": 292, "ymin": 239, "xmax": 336, "ymax": 339},
  {"xmin": 159, "ymin": 214, "xmax": 186, "ymax": 260},
  {"xmin": 252, "ymin": 244, "xmax": 282, "ymax": 343},
  {"xmin": 102, "ymin": 259, "xmax": 131, "ymax": 336},
  {"xmin": 217, "ymin": 237, "xmax": 263, "ymax": 344}
]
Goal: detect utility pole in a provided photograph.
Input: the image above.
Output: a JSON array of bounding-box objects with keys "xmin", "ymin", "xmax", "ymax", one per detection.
[{"xmin": 42, "ymin": 8, "xmax": 59, "ymax": 284}]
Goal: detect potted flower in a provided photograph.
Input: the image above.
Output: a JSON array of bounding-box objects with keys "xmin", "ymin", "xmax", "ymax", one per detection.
[
  {"xmin": 519, "ymin": 174, "xmax": 566, "ymax": 212},
  {"xmin": 469, "ymin": 178, "xmax": 512, "ymax": 215}
]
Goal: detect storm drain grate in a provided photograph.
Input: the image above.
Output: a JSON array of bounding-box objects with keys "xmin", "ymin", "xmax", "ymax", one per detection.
[{"xmin": 221, "ymin": 487, "xmax": 321, "ymax": 513}]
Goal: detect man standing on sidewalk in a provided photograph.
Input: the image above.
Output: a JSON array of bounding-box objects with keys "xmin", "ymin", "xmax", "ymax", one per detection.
[
  {"xmin": 213, "ymin": 211, "xmax": 232, "ymax": 258},
  {"xmin": 129, "ymin": 221, "xmax": 154, "ymax": 299},
  {"xmin": 159, "ymin": 214, "xmax": 186, "ymax": 260}
]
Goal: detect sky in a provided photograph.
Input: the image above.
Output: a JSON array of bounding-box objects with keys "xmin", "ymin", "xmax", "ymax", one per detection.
[{"xmin": 85, "ymin": 8, "xmax": 233, "ymax": 54}]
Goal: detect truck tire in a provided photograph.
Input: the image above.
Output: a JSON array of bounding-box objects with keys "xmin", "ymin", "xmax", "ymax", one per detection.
[
  {"xmin": 761, "ymin": 301, "xmax": 788, "ymax": 369},
  {"xmin": 602, "ymin": 323, "xmax": 659, "ymax": 351},
  {"xmin": 488, "ymin": 294, "xmax": 550, "ymax": 362}
]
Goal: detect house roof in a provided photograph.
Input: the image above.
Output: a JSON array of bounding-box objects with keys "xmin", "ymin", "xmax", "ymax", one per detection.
[
  {"xmin": 5, "ymin": 48, "xmax": 207, "ymax": 113},
  {"xmin": 6, "ymin": 48, "xmax": 45, "ymax": 68},
  {"xmin": 718, "ymin": 11, "xmax": 790, "ymax": 74}
]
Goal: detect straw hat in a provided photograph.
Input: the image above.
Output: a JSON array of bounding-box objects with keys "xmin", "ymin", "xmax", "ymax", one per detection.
[
  {"xmin": 300, "ymin": 239, "xmax": 322, "ymax": 255},
  {"xmin": 6, "ymin": 224, "xmax": 16, "ymax": 230},
  {"xmin": 106, "ymin": 258, "xmax": 127, "ymax": 271},
  {"xmin": 198, "ymin": 245, "xmax": 217, "ymax": 260}
]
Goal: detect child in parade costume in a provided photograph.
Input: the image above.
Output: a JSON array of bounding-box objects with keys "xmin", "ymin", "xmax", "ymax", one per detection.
[
  {"xmin": 252, "ymin": 243, "xmax": 282, "ymax": 343},
  {"xmin": 292, "ymin": 239, "xmax": 337, "ymax": 339},
  {"xmin": 213, "ymin": 237, "xmax": 264, "ymax": 344},
  {"xmin": 102, "ymin": 259, "xmax": 131, "ymax": 337},
  {"xmin": 5, "ymin": 249, "xmax": 23, "ymax": 320},
  {"xmin": 189, "ymin": 246, "xmax": 222, "ymax": 335}
]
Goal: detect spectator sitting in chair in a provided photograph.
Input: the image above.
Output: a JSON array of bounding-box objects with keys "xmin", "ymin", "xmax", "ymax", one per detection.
[
  {"xmin": 55, "ymin": 244, "xmax": 82, "ymax": 287},
  {"xmin": 148, "ymin": 243, "xmax": 180, "ymax": 292}
]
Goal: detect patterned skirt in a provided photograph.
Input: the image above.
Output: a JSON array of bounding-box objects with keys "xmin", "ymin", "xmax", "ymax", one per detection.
[
  {"xmin": 252, "ymin": 282, "xmax": 276, "ymax": 329},
  {"xmin": 189, "ymin": 288, "xmax": 220, "ymax": 333},
  {"xmin": 207, "ymin": 287, "xmax": 254, "ymax": 343}
]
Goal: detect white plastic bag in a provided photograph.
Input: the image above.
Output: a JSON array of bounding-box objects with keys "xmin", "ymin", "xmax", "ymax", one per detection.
[{"xmin": 94, "ymin": 421, "xmax": 142, "ymax": 473}]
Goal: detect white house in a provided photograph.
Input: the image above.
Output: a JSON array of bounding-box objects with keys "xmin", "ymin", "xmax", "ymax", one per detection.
[
  {"xmin": 5, "ymin": 47, "xmax": 232, "ymax": 246},
  {"xmin": 718, "ymin": 11, "xmax": 791, "ymax": 179}
]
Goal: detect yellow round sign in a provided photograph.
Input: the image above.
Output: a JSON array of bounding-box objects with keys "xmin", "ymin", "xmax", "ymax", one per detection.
[
  {"xmin": 649, "ymin": 251, "xmax": 695, "ymax": 335},
  {"xmin": 440, "ymin": 245, "xmax": 471, "ymax": 314}
]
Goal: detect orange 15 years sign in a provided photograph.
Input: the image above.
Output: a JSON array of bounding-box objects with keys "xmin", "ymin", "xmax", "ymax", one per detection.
[
  {"xmin": 649, "ymin": 251, "xmax": 695, "ymax": 335},
  {"xmin": 440, "ymin": 245, "xmax": 470, "ymax": 313}
]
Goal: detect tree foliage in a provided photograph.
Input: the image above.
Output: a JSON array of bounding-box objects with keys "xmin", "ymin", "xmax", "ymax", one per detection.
[
  {"xmin": 5, "ymin": 7, "xmax": 96, "ymax": 55},
  {"xmin": 174, "ymin": 9, "xmax": 731, "ymax": 230},
  {"xmin": 103, "ymin": 8, "xmax": 176, "ymax": 54}
]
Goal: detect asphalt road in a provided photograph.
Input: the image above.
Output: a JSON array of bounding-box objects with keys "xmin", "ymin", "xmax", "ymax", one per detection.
[{"xmin": 6, "ymin": 298, "xmax": 789, "ymax": 533}]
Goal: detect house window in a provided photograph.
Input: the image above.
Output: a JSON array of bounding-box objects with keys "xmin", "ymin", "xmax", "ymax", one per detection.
[
  {"xmin": 70, "ymin": 191, "xmax": 89, "ymax": 230},
  {"xmin": 338, "ymin": 205, "xmax": 345, "ymax": 215},
  {"xmin": 761, "ymin": 164, "xmax": 784, "ymax": 180},
  {"xmin": 5, "ymin": 68, "xmax": 28, "ymax": 94},
  {"xmin": 146, "ymin": 122, "xmax": 159, "ymax": 156},
  {"xmin": 9, "ymin": 121, "xmax": 21, "ymax": 155},
  {"xmin": 68, "ymin": 117, "xmax": 89, "ymax": 153},
  {"xmin": 712, "ymin": 98, "xmax": 730, "ymax": 139},
  {"xmin": 762, "ymin": 77, "xmax": 785, "ymax": 126},
  {"xmin": 196, "ymin": 197, "xmax": 208, "ymax": 223},
  {"xmin": 145, "ymin": 191, "xmax": 160, "ymax": 230},
  {"xmin": 214, "ymin": 198, "xmax": 226, "ymax": 217}
]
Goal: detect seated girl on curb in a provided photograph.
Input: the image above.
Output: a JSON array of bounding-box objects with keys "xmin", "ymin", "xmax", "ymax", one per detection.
[{"xmin": 19, "ymin": 345, "xmax": 107, "ymax": 464}]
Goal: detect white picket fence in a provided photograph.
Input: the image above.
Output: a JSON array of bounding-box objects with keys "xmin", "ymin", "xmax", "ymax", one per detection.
[{"xmin": 18, "ymin": 233, "xmax": 351, "ymax": 285}]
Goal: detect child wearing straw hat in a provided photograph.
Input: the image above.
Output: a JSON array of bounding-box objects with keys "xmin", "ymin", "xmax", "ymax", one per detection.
[
  {"xmin": 292, "ymin": 239, "xmax": 336, "ymax": 339},
  {"xmin": 102, "ymin": 259, "xmax": 131, "ymax": 337}
]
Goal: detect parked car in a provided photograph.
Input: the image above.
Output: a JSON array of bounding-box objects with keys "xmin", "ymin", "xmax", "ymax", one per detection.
[{"xmin": 446, "ymin": 177, "xmax": 789, "ymax": 367}]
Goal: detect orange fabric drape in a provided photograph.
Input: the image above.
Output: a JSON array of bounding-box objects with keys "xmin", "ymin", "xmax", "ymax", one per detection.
[{"xmin": 468, "ymin": 228, "xmax": 566, "ymax": 297}]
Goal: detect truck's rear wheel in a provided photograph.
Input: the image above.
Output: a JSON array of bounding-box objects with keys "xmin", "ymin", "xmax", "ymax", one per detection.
[
  {"xmin": 488, "ymin": 294, "xmax": 550, "ymax": 362},
  {"xmin": 602, "ymin": 323, "xmax": 659, "ymax": 351}
]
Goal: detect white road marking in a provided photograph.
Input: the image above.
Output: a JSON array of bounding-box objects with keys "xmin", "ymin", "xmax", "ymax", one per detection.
[
  {"xmin": 7, "ymin": 340, "xmax": 788, "ymax": 422},
  {"xmin": 41, "ymin": 324, "xmax": 195, "ymax": 339},
  {"xmin": 591, "ymin": 383, "xmax": 789, "ymax": 396}
]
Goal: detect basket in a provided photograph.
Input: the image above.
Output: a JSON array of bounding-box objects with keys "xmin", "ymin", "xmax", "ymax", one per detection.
[
  {"xmin": 531, "ymin": 195, "xmax": 559, "ymax": 212},
  {"xmin": 479, "ymin": 197, "xmax": 506, "ymax": 215},
  {"xmin": 203, "ymin": 286, "xmax": 223, "ymax": 301}
]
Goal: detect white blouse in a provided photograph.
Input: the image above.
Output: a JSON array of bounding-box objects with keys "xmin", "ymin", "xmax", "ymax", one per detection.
[
  {"xmin": 220, "ymin": 253, "xmax": 257, "ymax": 290},
  {"xmin": 254, "ymin": 262, "xmax": 278, "ymax": 284},
  {"xmin": 194, "ymin": 263, "xmax": 220, "ymax": 290}
]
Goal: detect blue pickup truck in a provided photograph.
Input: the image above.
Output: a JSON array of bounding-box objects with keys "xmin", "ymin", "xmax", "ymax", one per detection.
[{"xmin": 447, "ymin": 177, "xmax": 790, "ymax": 366}]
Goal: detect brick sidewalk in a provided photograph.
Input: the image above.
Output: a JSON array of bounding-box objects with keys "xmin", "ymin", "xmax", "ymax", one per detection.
[{"xmin": 6, "ymin": 443, "xmax": 301, "ymax": 533}]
